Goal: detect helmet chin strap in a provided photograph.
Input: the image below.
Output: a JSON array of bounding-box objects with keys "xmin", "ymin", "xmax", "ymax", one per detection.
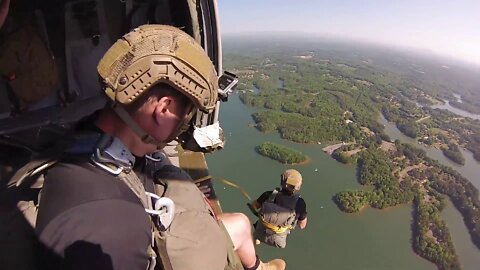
[
  {"xmin": 113, "ymin": 104, "xmax": 165, "ymax": 148},
  {"xmin": 112, "ymin": 104, "xmax": 195, "ymax": 150}
]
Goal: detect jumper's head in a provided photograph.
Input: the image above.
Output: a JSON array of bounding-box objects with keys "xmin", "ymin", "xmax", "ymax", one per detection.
[{"xmin": 281, "ymin": 169, "xmax": 303, "ymax": 193}]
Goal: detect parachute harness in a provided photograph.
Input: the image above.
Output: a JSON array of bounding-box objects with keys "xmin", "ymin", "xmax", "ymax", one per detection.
[
  {"xmin": 85, "ymin": 133, "xmax": 176, "ymax": 270},
  {"xmin": 258, "ymin": 189, "xmax": 298, "ymax": 235},
  {"xmin": 259, "ymin": 220, "xmax": 294, "ymax": 234},
  {"xmin": 194, "ymin": 176, "xmax": 295, "ymax": 234}
]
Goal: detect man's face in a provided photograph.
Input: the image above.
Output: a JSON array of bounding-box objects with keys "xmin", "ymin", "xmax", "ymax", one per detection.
[{"xmin": 133, "ymin": 92, "xmax": 194, "ymax": 152}]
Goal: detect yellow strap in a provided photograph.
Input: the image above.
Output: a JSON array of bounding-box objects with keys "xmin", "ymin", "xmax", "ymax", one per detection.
[
  {"xmin": 219, "ymin": 178, "xmax": 252, "ymax": 201},
  {"xmin": 196, "ymin": 176, "xmax": 292, "ymax": 234},
  {"xmin": 196, "ymin": 176, "xmax": 252, "ymax": 201},
  {"xmin": 260, "ymin": 219, "xmax": 294, "ymax": 234},
  {"xmin": 193, "ymin": 175, "xmax": 212, "ymax": 184}
]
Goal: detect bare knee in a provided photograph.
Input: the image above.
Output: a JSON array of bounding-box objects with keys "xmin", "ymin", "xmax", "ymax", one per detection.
[
  {"xmin": 219, "ymin": 212, "xmax": 250, "ymax": 227},
  {"xmin": 233, "ymin": 212, "xmax": 251, "ymax": 233},
  {"xmin": 219, "ymin": 212, "xmax": 252, "ymax": 250}
]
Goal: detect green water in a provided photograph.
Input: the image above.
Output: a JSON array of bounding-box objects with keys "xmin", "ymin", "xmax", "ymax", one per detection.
[
  {"xmin": 441, "ymin": 199, "xmax": 480, "ymax": 270},
  {"xmin": 206, "ymin": 95, "xmax": 435, "ymax": 270}
]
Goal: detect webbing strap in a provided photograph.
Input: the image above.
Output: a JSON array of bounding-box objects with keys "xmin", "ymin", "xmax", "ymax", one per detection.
[
  {"xmin": 118, "ymin": 170, "xmax": 173, "ymax": 270},
  {"xmin": 147, "ymin": 246, "xmax": 157, "ymax": 270},
  {"xmin": 267, "ymin": 188, "xmax": 279, "ymax": 203},
  {"xmin": 117, "ymin": 171, "xmax": 149, "ymax": 208},
  {"xmin": 7, "ymin": 159, "xmax": 57, "ymax": 188},
  {"xmin": 113, "ymin": 105, "xmax": 159, "ymax": 145},
  {"xmin": 7, "ymin": 129, "xmax": 79, "ymax": 188},
  {"xmin": 259, "ymin": 219, "xmax": 294, "ymax": 234},
  {"xmin": 153, "ymin": 230, "xmax": 173, "ymax": 270}
]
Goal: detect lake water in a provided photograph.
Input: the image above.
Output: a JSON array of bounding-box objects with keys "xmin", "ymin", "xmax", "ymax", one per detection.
[
  {"xmin": 378, "ymin": 113, "xmax": 480, "ymax": 269},
  {"xmin": 430, "ymin": 100, "xmax": 480, "ymax": 120},
  {"xmin": 206, "ymin": 95, "xmax": 436, "ymax": 270}
]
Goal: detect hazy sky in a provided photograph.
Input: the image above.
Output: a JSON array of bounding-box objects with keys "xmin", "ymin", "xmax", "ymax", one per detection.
[{"xmin": 218, "ymin": 0, "xmax": 480, "ymax": 66}]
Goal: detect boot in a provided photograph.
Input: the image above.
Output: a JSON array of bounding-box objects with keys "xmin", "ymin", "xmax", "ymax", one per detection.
[{"xmin": 257, "ymin": 259, "xmax": 286, "ymax": 270}]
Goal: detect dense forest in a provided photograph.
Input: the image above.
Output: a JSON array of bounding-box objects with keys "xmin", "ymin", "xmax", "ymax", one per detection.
[
  {"xmin": 441, "ymin": 144, "xmax": 465, "ymax": 165},
  {"xmin": 241, "ymin": 85, "xmax": 357, "ymax": 143},
  {"xmin": 334, "ymin": 190, "xmax": 370, "ymax": 213},
  {"xmin": 223, "ymin": 38, "xmax": 480, "ymax": 269},
  {"xmin": 412, "ymin": 190, "xmax": 460, "ymax": 270},
  {"xmin": 255, "ymin": 142, "xmax": 307, "ymax": 164},
  {"xmin": 334, "ymin": 148, "xmax": 414, "ymax": 211}
]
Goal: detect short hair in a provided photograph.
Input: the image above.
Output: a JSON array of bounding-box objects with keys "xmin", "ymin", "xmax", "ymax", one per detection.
[{"xmin": 126, "ymin": 83, "xmax": 192, "ymax": 114}]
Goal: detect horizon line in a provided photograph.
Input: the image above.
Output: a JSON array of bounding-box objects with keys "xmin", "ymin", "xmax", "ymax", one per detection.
[{"xmin": 220, "ymin": 31, "xmax": 480, "ymax": 69}]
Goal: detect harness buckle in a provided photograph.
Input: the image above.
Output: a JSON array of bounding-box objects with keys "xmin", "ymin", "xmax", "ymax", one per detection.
[
  {"xmin": 91, "ymin": 136, "xmax": 135, "ymax": 175},
  {"xmin": 145, "ymin": 192, "xmax": 175, "ymax": 231}
]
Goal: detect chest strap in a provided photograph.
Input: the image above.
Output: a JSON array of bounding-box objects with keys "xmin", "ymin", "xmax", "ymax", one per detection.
[
  {"xmin": 118, "ymin": 170, "xmax": 174, "ymax": 270},
  {"xmin": 89, "ymin": 134, "xmax": 174, "ymax": 270}
]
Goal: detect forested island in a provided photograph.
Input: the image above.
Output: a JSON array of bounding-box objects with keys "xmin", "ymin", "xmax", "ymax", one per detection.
[
  {"xmin": 255, "ymin": 142, "xmax": 307, "ymax": 164},
  {"xmin": 441, "ymin": 144, "xmax": 465, "ymax": 165},
  {"xmin": 223, "ymin": 38, "xmax": 480, "ymax": 269}
]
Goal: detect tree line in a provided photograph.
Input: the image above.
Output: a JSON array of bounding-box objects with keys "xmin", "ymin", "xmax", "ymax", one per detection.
[{"xmin": 255, "ymin": 142, "xmax": 307, "ymax": 164}]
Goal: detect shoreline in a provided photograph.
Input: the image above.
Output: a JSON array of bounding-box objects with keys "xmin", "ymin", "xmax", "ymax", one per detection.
[
  {"xmin": 350, "ymin": 201, "xmax": 409, "ymax": 215},
  {"xmin": 256, "ymin": 153, "xmax": 312, "ymax": 166},
  {"xmin": 289, "ymin": 156, "xmax": 311, "ymax": 166},
  {"xmin": 322, "ymin": 142, "xmax": 351, "ymax": 155}
]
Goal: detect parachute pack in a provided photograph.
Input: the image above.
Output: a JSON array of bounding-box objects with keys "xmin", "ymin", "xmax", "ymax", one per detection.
[{"xmin": 255, "ymin": 188, "xmax": 299, "ymax": 248}]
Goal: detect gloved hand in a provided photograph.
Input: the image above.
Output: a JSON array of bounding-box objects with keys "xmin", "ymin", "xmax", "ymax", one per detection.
[{"xmin": 196, "ymin": 181, "xmax": 213, "ymax": 199}]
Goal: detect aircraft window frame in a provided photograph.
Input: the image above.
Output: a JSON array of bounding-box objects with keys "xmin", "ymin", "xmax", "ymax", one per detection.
[{"xmin": 0, "ymin": 0, "xmax": 221, "ymax": 151}]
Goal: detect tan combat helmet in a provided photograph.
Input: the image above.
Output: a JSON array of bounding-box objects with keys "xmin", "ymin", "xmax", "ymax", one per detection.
[
  {"xmin": 98, "ymin": 24, "xmax": 218, "ymax": 112},
  {"xmin": 281, "ymin": 169, "xmax": 303, "ymax": 192},
  {"xmin": 97, "ymin": 24, "xmax": 218, "ymax": 145}
]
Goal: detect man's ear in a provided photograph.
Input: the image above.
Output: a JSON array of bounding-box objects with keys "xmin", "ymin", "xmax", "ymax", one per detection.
[
  {"xmin": 156, "ymin": 96, "xmax": 173, "ymax": 113},
  {"xmin": 153, "ymin": 96, "xmax": 173, "ymax": 124}
]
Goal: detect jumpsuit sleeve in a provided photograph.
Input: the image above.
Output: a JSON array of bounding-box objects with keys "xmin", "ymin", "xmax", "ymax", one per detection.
[{"xmin": 296, "ymin": 198, "xmax": 307, "ymax": 221}]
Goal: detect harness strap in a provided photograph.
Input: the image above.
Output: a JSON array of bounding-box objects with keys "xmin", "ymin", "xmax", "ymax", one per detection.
[
  {"xmin": 259, "ymin": 219, "xmax": 294, "ymax": 234},
  {"xmin": 267, "ymin": 188, "xmax": 280, "ymax": 203},
  {"xmin": 8, "ymin": 159, "xmax": 57, "ymax": 187},
  {"xmin": 259, "ymin": 188, "xmax": 296, "ymax": 234},
  {"xmin": 7, "ymin": 128, "xmax": 79, "ymax": 188},
  {"xmin": 147, "ymin": 246, "xmax": 157, "ymax": 270},
  {"xmin": 153, "ymin": 230, "xmax": 172, "ymax": 270},
  {"xmin": 118, "ymin": 170, "xmax": 174, "ymax": 270},
  {"xmin": 117, "ymin": 171, "xmax": 149, "ymax": 208}
]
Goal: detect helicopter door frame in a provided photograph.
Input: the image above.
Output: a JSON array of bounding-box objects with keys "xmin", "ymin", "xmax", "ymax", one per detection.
[{"xmin": 194, "ymin": 0, "xmax": 223, "ymax": 128}]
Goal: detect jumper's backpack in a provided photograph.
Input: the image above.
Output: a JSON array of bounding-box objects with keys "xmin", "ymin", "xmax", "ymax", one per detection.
[
  {"xmin": 259, "ymin": 188, "xmax": 299, "ymax": 231},
  {"xmin": 255, "ymin": 188, "xmax": 299, "ymax": 248}
]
